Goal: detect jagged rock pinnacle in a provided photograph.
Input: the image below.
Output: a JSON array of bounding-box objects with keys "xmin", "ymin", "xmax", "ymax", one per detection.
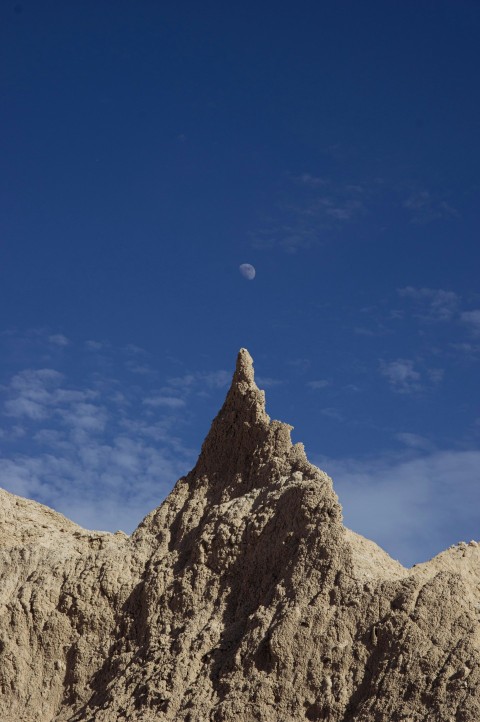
[
  {"xmin": 191, "ymin": 349, "xmax": 270, "ymax": 488},
  {"xmin": 190, "ymin": 349, "xmax": 316, "ymax": 498},
  {"xmin": 221, "ymin": 347, "xmax": 268, "ymax": 424},
  {"xmin": 227, "ymin": 348, "xmax": 265, "ymax": 414},
  {"xmin": 233, "ymin": 347, "xmax": 255, "ymax": 387}
]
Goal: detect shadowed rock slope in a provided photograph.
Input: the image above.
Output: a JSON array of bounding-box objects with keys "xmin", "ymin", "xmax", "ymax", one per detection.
[{"xmin": 1, "ymin": 349, "xmax": 480, "ymax": 721}]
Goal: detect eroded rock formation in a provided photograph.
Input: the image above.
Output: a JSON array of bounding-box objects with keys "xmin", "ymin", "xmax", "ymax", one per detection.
[{"xmin": 1, "ymin": 349, "xmax": 480, "ymax": 721}]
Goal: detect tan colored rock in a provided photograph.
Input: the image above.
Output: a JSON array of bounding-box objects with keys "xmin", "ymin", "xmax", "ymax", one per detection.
[{"xmin": 1, "ymin": 348, "xmax": 480, "ymax": 721}]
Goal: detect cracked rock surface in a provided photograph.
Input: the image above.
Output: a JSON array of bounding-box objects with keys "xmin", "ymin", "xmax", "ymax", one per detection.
[{"xmin": 1, "ymin": 349, "xmax": 480, "ymax": 721}]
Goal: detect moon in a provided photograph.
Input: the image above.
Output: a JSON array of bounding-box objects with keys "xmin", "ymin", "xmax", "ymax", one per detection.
[{"xmin": 239, "ymin": 263, "xmax": 256, "ymax": 280}]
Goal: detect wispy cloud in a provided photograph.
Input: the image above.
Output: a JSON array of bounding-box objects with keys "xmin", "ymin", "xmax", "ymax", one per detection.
[
  {"xmin": 0, "ymin": 332, "xmax": 236, "ymax": 533},
  {"xmin": 3, "ymin": 368, "xmax": 96, "ymax": 421},
  {"xmin": 307, "ymin": 379, "xmax": 330, "ymax": 390},
  {"xmin": 450, "ymin": 341, "xmax": 480, "ymax": 358},
  {"xmin": 461, "ymin": 309, "xmax": 480, "ymax": 336},
  {"xmin": 427, "ymin": 368, "xmax": 444, "ymax": 384},
  {"xmin": 392, "ymin": 287, "xmax": 480, "ymax": 365},
  {"xmin": 394, "ymin": 432, "xmax": 434, "ymax": 450},
  {"xmin": 292, "ymin": 173, "xmax": 328, "ymax": 187},
  {"xmin": 250, "ymin": 223, "xmax": 318, "ymax": 254},
  {"xmin": 311, "ymin": 197, "xmax": 365, "ymax": 221},
  {"xmin": 85, "ymin": 339, "xmax": 109, "ymax": 351},
  {"xmin": 287, "ymin": 358, "xmax": 311, "ymax": 373},
  {"xmin": 256, "ymin": 376, "xmax": 283, "ymax": 388},
  {"xmin": 123, "ymin": 343, "xmax": 148, "ymax": 356},
  {"xmin": 318, "ymin": 449, "xmax": 480, "ymax": 566},
  {"xmin": 58, "ymin": 402, "xmax": 108, "ymax": 433},
  {"xmin": 167, "ymin": 373, "xmax": 196, "ymax": 390},
  {"xmin": 201, "ymin": 370, "xmax": 231, "ymax": 389},
  {"xmin": 292, "ymin": 173, "xmax": 366, "ymax": 219},
  {"xmin": 250, "ymin": 171, "xmax": 462, "ymax": 256},
  {"xmin": 398, "ymin": 286, "xmax": 459, "ymax": 321},
  {"xmin": 125, "ymin": 362, "xmax": 155, "ymax": 376},
  {"xmin": 250, "ymin": 174, "xmax": 367, "ymax": 253},
  {"xmin": 122, "ymin": 344, "xmax": 154, "ymax": 375},
  {"xmin": 48, "ymin": 334, "xmax": 70, "ymax": 347},
  {"xmin": 0, "ymin": 433, "xmax": 190, "ymax": 534},
  {"xmin": 354, "ymin": 326, "xmax": 378, "ymax": 337},
  {"xmin": 166, "ymin": 369, "xmax": 230, "ymax": 392},
  {"xmin": 143, "ymin": 395, "xmax": 186, "ymax": 409},
  {"xmin": 402, "ymin": 190, "xmax": 458, "ymax": 225},
  {"xmin": 0, "ymin": 425, "xmax": 25, "ymax": 441},
  {"xmin": 320, "ymin": 407, "xmax": 343, "ymax": 422},
  {"xmin": 379, "ymin": 358, "xmax": 421, "ymax": 394}
]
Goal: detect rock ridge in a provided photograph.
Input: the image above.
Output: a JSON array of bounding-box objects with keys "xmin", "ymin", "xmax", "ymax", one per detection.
[{"xmin": 0, "ymin": 349, "xmax": 480, "ymax": 721}]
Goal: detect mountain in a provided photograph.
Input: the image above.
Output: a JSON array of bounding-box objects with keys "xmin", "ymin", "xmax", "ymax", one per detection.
[{"xmin": 1, "ymin": 349, "xmax": 479, "ymax": 721}]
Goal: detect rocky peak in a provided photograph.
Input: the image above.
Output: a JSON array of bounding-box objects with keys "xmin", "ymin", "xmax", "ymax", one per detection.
[
  {"xmin": 231, "ymin": 347, "xmax": 257, "ymax": 388},
  {"xmin": 191, "ymin": 348, "xmax": 308, "ymax": 498},
  {"xmin": 214, "ymin": 347, "xmax": 269, "ymax": 427}
]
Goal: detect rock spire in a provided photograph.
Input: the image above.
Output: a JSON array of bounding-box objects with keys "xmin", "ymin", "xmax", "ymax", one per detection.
[{"xmin": 192, "ymin": 348, "xmax": 316, "ymax": 498}]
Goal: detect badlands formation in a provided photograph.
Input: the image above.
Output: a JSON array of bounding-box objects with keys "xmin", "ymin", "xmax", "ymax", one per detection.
[{"xmin": 1, "ymin": 349, "xmax": 480, "ymax": 721}]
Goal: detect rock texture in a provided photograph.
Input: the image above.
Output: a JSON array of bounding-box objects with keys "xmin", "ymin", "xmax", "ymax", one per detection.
[{"xmin": 1, "ymin": 348, "xmax": 480, "ymax": 721}]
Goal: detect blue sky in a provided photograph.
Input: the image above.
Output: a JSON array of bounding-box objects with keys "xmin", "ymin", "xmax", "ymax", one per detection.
[{"xmin": 1, "ymin": 1, "xmax": 479, "ymax": 566}]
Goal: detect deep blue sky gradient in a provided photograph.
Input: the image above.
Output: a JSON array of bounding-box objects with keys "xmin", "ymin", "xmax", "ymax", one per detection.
[{"xmin": 1, "ymin": 1, "xmax": 479, "ymax": 565}]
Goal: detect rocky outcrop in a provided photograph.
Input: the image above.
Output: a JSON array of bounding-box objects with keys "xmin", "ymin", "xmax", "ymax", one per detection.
[{"xmin": 1, "ymin": 349, "xmax": 480, "ymax": 721}]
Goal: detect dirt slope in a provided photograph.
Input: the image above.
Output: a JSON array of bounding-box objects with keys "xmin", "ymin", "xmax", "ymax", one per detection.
[{"xmin": 1, "ymin": 349, "xmax": 479, "ymax": 721}]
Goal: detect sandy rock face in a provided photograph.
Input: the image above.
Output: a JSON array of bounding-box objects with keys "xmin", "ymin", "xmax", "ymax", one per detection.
[{"xmin": 1, "ymin": 348, "xmax": 480, "ymax": 721}]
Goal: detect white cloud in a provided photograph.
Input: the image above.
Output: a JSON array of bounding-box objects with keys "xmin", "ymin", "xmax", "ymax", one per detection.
[
  {"xmin": 398, "ymin": 287, "xmax": 459, "ymax": 321},
  {"xmin": 11, "ymin": 367, "xmax": 63, "ymax": 388},
  {"xmin": 126, "ymin": 363, "xmax": 154, "ymax": 376},
  {"xmin": 5, "ymin": 396, "xmax": 48, "ymax": 420},
  {"xmin": 379, "ymin": 358, "xmax": 421, "ymax": 393},
  {"xmin": 4, "ymin": 369, "xmax": 64, "ymax": 419},
  {"xmin": 0, "ymin": 457, "xmax": 44, "ymax": 499},
  {"xmin": 394, "ymin": 432, "xmax": 433, "ymax": 450},
  {"xmin": 320, "ymin": 407, "xmax": 343, "ymax": 422},
  {"xmin": 48, "ymin": 334, "xmax": 70, "ymax": 346},
  {"xmin": 143, "ymin": 395, "xmax": 186, "ymax": 409},
  {"xmin": 307, "ymin": 379, "xmax": 330, "ymax": 390},
  {"xmin": 201, "ymin": 370, "xmax": 231, "ymax": 389},
  {"xmin": 354, "ymin": 326, "xmax": 377, "ymax": 337},
  {"xmin": 85, "ymin": 340, "xmax": 107, "ymax": 351},
  {"xmin": 287, "ymin": 358, "xmax": 311, "ymax": 373},
  {"xmin": 0, "ymin": 337, "xmax": 228, "ymax": 534},
  {"xmin": 427, "ymin": 368, "xmax": 444, "ymax": 384},
  {"xmin": 123, "ymin": 343, "xmax": 148, "ymax": 356},
  {"xmin": 58, "ymin": 402, "xmax": 108, "ymax": 432},
  {"xmin": 250, "ymin": 176, "xmax": 367, "ymax": 253},
  {"xmin": 0, "ymin": 372, "xmax": 194, "ymax": 533},
  {"xmin": 318, "ymin": 449, "xmax": 480, "ymax": 567},
  {"xmin": 402, "ymin": 191, "xmax": 457, "ymax": 224},
  {"xmin": 163, "ymin": 369, "xmax": 230, "ymax": 396},
  {"xmin": 33, "ymin": 429, "xmax": 65, "ymax": 445},
  {"xmin": 321, "ymin": 198, "xmax": 365, "ymax": 221},
  {"xmin": 0, "ymin": 425, "xmax": 25, "ymax": 441},
  {"xmin": 2, "ymin": 368, "xmax": 97, "ymax": 421},
  {"xmin": 293, "ymin": 173, "xmax": 327, "ymax": 187},
  {"xmin": 0, "ymin": 432, "xmax": 190, "ymax": 534},
  {"xmin": 461, "ymin": 309, "xmax": 480, "ymax": 336},
  {"xmin": 167, "ymin": 374, "xmax": 196, "ymax": 389},
  {"xmin": 256, "ymin": 376, "xmax": 283, "ymax": 388}
]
